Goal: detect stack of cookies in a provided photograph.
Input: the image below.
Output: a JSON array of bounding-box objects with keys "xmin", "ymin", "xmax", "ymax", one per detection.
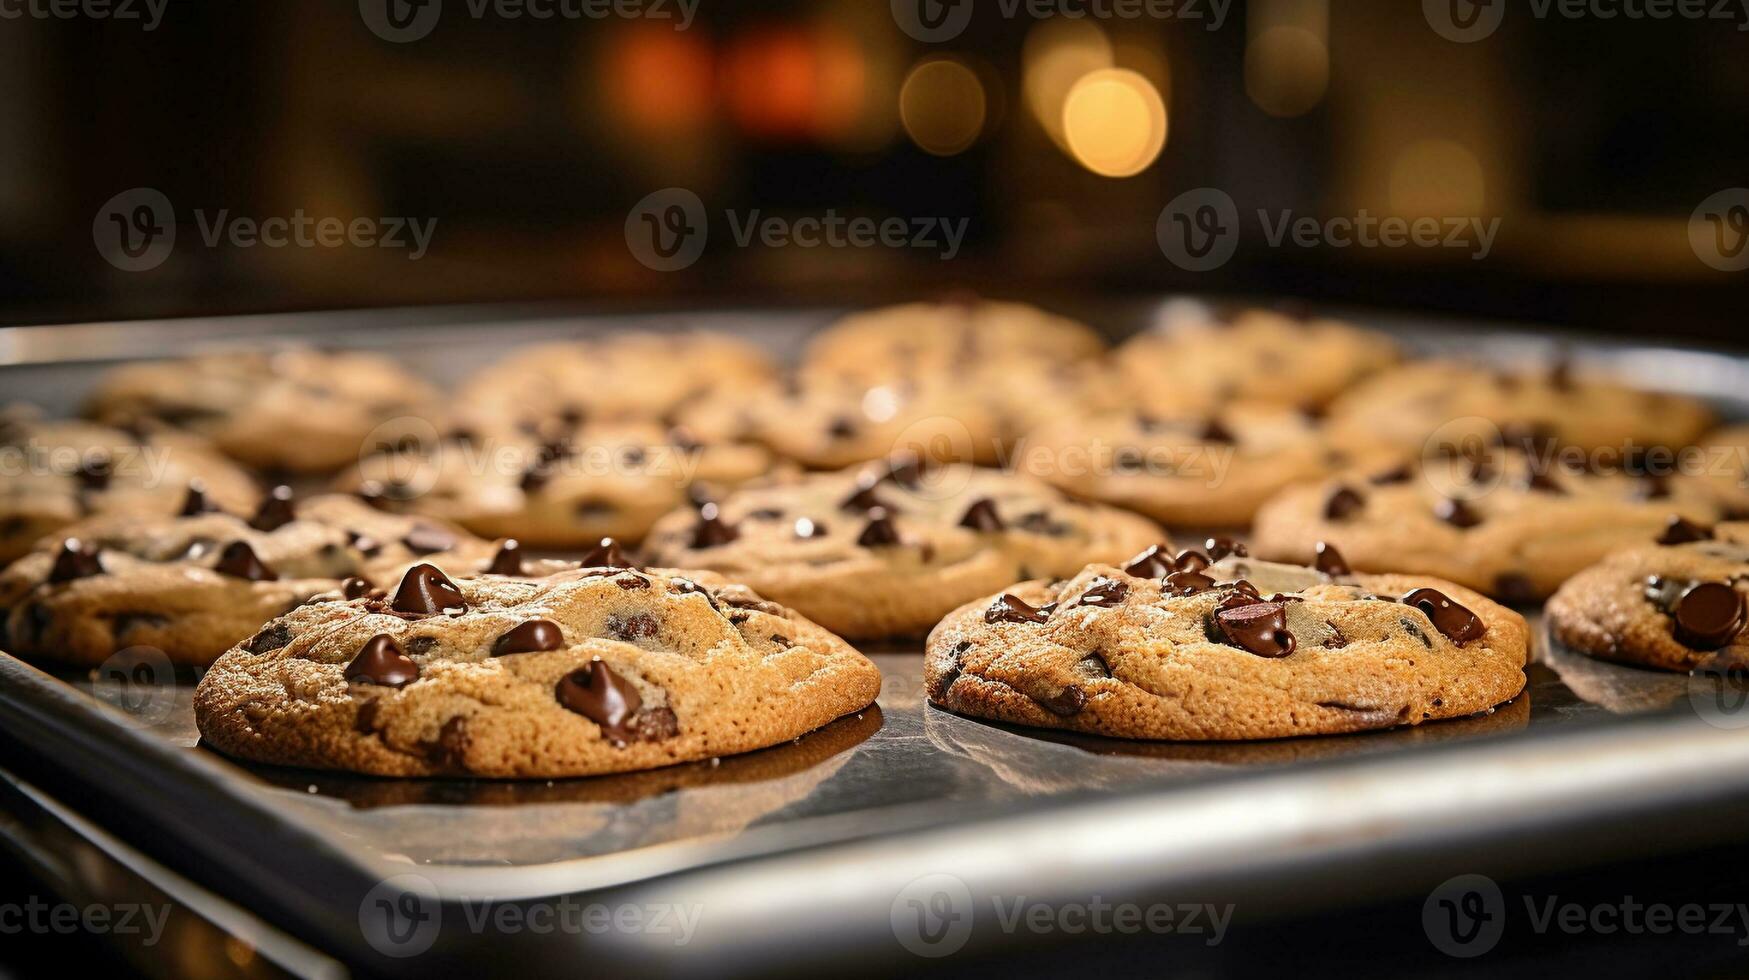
[{"xmin": 1, "ymin": 297, "xmax": 1733, "ymax": 778}]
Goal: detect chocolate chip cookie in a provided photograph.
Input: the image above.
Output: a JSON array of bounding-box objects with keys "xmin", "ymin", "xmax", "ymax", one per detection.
[
  {"xmin": 925, "ymin": 550, "xmax": 1527, "ymax": 740},
  {"xmin": 0, "ymin": 414, "xmax": 259, "ymax": 566},
  {"xmin": 1250, "ymin": 448, "xmax": 1722, "ymax": 601},
  {"xmin": 641, "ymin": 461, "xmax": 1164, "ymax": 639},
  {"xmin": 335, "ymin": 418, "xmax": 771, "ymax": 547},
  {"xmin": 84, "ymin": 348, "xmax": 441, "ymax": 473},
  {"xmin": 1113, "ymin": 304, "xmax": 1399, "ymax": 415},
  {"xmin": 1547, "ymin": 518, "xmax": 1749, "ymax": 672},
  {"xmin": 1018, "ymin": 404, "xmax": 1382, "ymax": 527},
  {"xmin": 193, "ymin": 560, "xmax": 882, "ymax": 777},
  {"xmin": 1683, "ymin": 424, "xmax": 1749, "ymax": 517},
  {"xmin": 0, "ymin": 493, "xmax": 504, "ymax": 667},
  {"xmin": 800, "ymin": 298, "xmax": 1106, "ymax": 387},
  {"xmin": 1323, "ymin": 358, "xmax": 1715, "ymax": 455}
]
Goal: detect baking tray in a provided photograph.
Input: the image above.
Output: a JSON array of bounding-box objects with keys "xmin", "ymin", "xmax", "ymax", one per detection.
[{"xmin": 5, "ymin": 302, "xmax": 1749, "ymax": 978}]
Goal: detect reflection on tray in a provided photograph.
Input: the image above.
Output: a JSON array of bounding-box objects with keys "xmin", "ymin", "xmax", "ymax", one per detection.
[{"xmin": 244, "ymin": 706, "xmax": 884, "ymax": 809}]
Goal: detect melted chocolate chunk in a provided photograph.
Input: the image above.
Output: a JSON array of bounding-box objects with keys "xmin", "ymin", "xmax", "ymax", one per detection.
[
  {"xmin": 615, "ymin": 573, "xmax": 651, "ymax": 590},
  {"xmin": 1401, "ymin": 588, "xmax": 1486, "ymax": 644},
  {"xmin": 857, "ymin": 507, "xmax": 902, "ymax": 547},
  {"xmin": 883, "ymin": 452, "xmax": 928, "ymax": 490},
  {"xmin": 608, "ymin": 613, "xmax": 659, "ymax": 641},
  {"xmin": 1324, "ymin": 486, "xmax": 1365, "ymax": 521},
  {"xmin": 669, "ymin": 578, "xmax": 720, "ymax": 610},
  {"xmin": 579, "ymin": 538, "xmax": 632, "ymax": 570},
  {"xmin": 1036, "ymin": 685, "xmax": 1087, "ymax": 716},
  {"xmin": 839, "ymin": 479, "xmax": 888, "ymax": 513},
  {"xmin": 1314, "ymin": 541, "xmax": 1350, "ymax": 576},
  {"xmin": 246, "ymin": 622, "xmax": 293, "ymax": 654},
  {"xmin": 342, "ymin": 576, "xmax": 374, "ymax": 599},
  {"xmin": 826, "ymin": 416, "xmax": 858, "ymax": 440},
  {"xmin": 520, "ymin": 464, "xmax": 551, "ymax": 494},
  {"xmin": 1671, "ymin": 582, "xmax": 1746, "ymax": 650},
  {"xmin": 215, "ymin": 541, "xmax": 277, "ymax": 581},
  {"xmin": 1199, "ymin": 418, "xmax": 1237, "ymax": 444},
  {"xmin": 691, "ymin": 502, "xmax": 739, "ymax": 548},
  {"xmin": 1204, "ymin": 536, "xmax": 1247, "ymax": 562},
  {"xmin": 48, "ymin": 539, "xmax": 104, "ymax": 584},
  {"xmin": 1076, "ymin": 577, "xmax": 1129, "ymax": 608},
  {"xmin": 493, "ymin": 619, "xmax": 564, "ymax": 656},
  {"xmin": 1435, "ymin": 498, "xmax": 1483, "ymax": 529},
  {"xmin": 179, "ymin": 481, "xmax": 217, "ymax": 516},
  {"xmin": 555, "ymin": 659, "xmax": 644, "ymax": 741},
  {"xmin": 958, "ymin": 498, "xmax": 1004, "ymax": 532},
  {"xmin": 1122, "ymin": 544, "xmax": 1176, "ymax": 578},
  {"xmin": 390, "ymin": 564, "xmax": 466, "ymax": 615},
  {"xmin": 985, "ymin": 593, "xmax": 1052, "ymax": 625},
  {"xmin": 403, "ymin": 523, "xmax": 457, "ymax": 555},
  {"xmin": 1163, "ymin": 568, "xmax": 1217, "ymax": 596},
  {"xmin": 345, "ymin": 634, "xmax": 420, "ymax": 688},
  {"xmin": 485, "ymin": 539, "xmax": 525, "ymax": 576},
  {"xmin": 249, "ymin": 486, "xmax": 297, "ymax": 532},
  {"xmin": 76, "ymin": 453, "xmax": 112, "ymax": 491},
  {"xmin": 1214, "ymin": 601, "xmax": 1296, "ymax": 657},
  {"xmin": 1658, "ymin": 516, "xmax": 1714, "ymax": 546},
  {"xmin": 347, "ymin": 531, "xmax": 382, "ymax": 558},
  {"xmin": 794, "ymin": 517, "xmax": 828, "ymax": 539},
  {"xmin": 1523, "ymin": 468, "xmax": 1566, "ymax": 494}
]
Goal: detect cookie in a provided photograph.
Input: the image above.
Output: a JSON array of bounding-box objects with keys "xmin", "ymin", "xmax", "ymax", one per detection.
[
  {"xmin": 84, "ymin": 348, "xmax": 440, "ymax": 473},
  {"xmin": 0, "ymin": 493, "xmax": 510, "ymax": 667},
  {"xmin": 335, "ymin": 418, "xmax": 771, "ymax": 547},
  {"xmin": 925, "ymin": 550, "xmax": 1527, "ymax": 740},
  {"xmin": 1250, "ymin": 448, "xmax": 1722, "ymax": 601},
  {"xmin": 800, "ymin": 298, "xmax": 1106, "ymax": 387},
  {"xmin": 1681, "ymin": 424, "xmax": 1749, "ymax": 517},
  {"xmin": 641, "ymin": 461, "xmax": 1164, "ymax": 639},
  {"xmin": 0, "ymin": 414, "xmax": 258, "ymax": 566},
  {"xmin": 1017, "ymin": 404, "xmax": 1381, "ymax": 527},
  {"xmin": 1323, "ymin": 358, "xmax": 1715, "ymax": 455},
  {"xmin": 193, "ymin": 560, "xmax": 882, "ymax": 777},
  {"xmin": 1547, "ymin": 518, "xmax": 1749, "ymax": 672},
  {"xmin": 457, "ymin": 331, "xmax": 777, "ymax": 427},
  {"xmin": 1113, "ymin": 304, "xmax": 1399, "ymax": 415}
]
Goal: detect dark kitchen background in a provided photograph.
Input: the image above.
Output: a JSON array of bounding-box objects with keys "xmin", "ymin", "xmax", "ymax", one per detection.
[{"xmin": 0, "ymin": 0, "xmax": 1745, "ymax": 333}]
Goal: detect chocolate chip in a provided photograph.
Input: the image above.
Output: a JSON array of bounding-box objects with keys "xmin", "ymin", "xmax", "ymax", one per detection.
[
  {"xmin": 347, "ymin": 531, "xmax": 383, "ymax": 558},
  {"xmin": 669, "ymin": 577, "xmax": 719, "ymax": 609},
  {"xmin": 1204, "ymin": 536, "xmax": 1247, "ymax": 561},
  {"xmin": 354, "ymin": 481, "xmax": 394, "ymax": 510},
  {"xmin": 345, "ymin": 634, "xmax": 420, "ymax": 688},
  {"xmin": 857, "ymin": 507, "xmax": 902, "ymax": 547},
  {"xmin": 1164, "ymin": 568, "xmax": 1217, "ymax": 596},
  {"xmin": 1524, "ymin": 468, "xmax": 1566, "ymax": 494},
  {"xmin": 403, "ymin": 523, "xmax": 457, "ymax": 556},
  {"xmin": 985, "ymin": 593, "xmax": 1051, "ymax": 625},
  {"xmin": 1658, "ymin": 516, "xmax": 1714, "ymax": 546},
  {"xmin": 179, "ymin": 481, "xmax": 217, "ymax": 516},
  {"xmin": 883, "ymin": 452, "xmax": 928, "ymax": 490},
  {"xmin": 794, "ymin": 517, "xmax": 828, "ymax": 538},
  {"xmin": 839, "ymin": 479, "xmax": 887, "ymax": 513},
  {"xmin": 555, "ymin": 659, "xmax": 644, "ymax": 741},
  {"xmin": 520, "ymin": 465, "xmax": 550, "ymax": 494},
  {"xmin": 1672, "ymin": 582, "xmax": 1746, "ymax": 650},
  {"xmin": 579, "ymin": 538, "xmax": 632, "ymax": 570},
  {"xmin": 215, "ymin": 541, "xmax": 277, "ymax": 581},
  {"xmin": 425, "ymin": 716, "xmax": 471, "ymax": 773},
  {"xmin": 1076, "ymin": 651, "xmax": 1112, "ymax": 678},
  {"xmin": 390, "ymin": 564, "xmax": 466, "ymax": 615},
  {"xmin": 633, "ymin": 706, "xmax": 680, "ymax": 742},
  {"xmin": 958, "ymin": 498, "xmax": 1004, "ymax": 532},
  {"xmin": 493, "ymin": 619, "xmax": 564, "ymax": 656},
  {"xmin": 485, "ymin": 539, "xmax": 525, "ymax": 576},
  {"xmin": 615, "ymin": 573, "xmax": 651, "ymax": 590},
  {"xmin": 608, "ymin": 613, "xmax": 658, "ymax": 641},
  {"xmin": 1214, "ymin": 601, "xmax": 1296, "ymax": 657},
  {"xmin": 249, "ymin": 486, "xmax": 296, "ymax": 532},
  {"xmin": 1122, "ymin": 544, "xmax": 1176, "ymax": 578},
  {"xmin": 245, "ymin": 622, "xmax": 293, "ymax": 653},
  {"xmin": 1324, "ymin": 486, "xmax": 1365, "ymax": 521},
  {"xmin": 406, "ymin": 636, "xmax": 438, "ymax": 655},
  {"xmin": 826, "ymin": 416, "xmax": 858, "ymax": 440},
  {"xmin": 1401, "ymin": 588, "xmax": 1486, "ymax": 644},
  {"xmin": 76, "ymin": 452, "xmax": 112, "ymax": 491},
  {"xmin": 47, "ymin": 539, "xmax": 104, "ymax": 584},
  {"xmin": 1036, "ymin": 685, "xmax": 1087, "ymax": 716},
  {"xmin": 1435, "ymin": 498, "xmax": 1483, "ymax": 529},
  {"xmin": 1075, "ymin": 577, "xmax": 1129, "ymax": 608},
  {"xmin": 692, "ymin": 502, "xmax": 739, "ymax": 548},
  {"xmin": 1199, "ymin": 418, "xmax": 1237, "ymax": 444},
  {"xmin": 1314, "ymin": 541, "xmax": 1350, "ymax": 576},
  {"xmin": 748, "ymin": 507, "xmax": 785, "ymax": 520},
  {"xmin": 1370, "ymin": 464, "xmax": 1413, "ymax": 485},
  {"xmin": 1494, "ymin": 573, "xmax": 1538, "ymax": 603}
]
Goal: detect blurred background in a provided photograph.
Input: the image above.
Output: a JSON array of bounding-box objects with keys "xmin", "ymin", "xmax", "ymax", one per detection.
[{"xmin": 0, "ymin": 0, "xmax": 1744, "ymax": 336}]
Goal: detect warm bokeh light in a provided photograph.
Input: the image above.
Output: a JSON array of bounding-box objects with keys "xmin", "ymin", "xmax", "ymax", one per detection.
[
  {"xmin": 1244, "ymin": 25, "xmax": 1329, "ymax": 118},
  {"xmin": 1061, "ymin": 68, "xmax": 1167, "ymax": 178},
  {"xmin": 898, "ymin": 58, "xmax": 987, "ymax": 156},
  {"xmin": 1388, "ymin": 138, "xmax": 1487, "ymax": 216},
  {"xmin": 601, "ymin": 25, "xmax": 716, "ymax": 136},
  {"xmin": 1022, "ymin": 19, "xmax": 1113, "ymax": 148},
  {"xmin": 721, "ymin": 25, "xmax": 869, "ymax": 141}
]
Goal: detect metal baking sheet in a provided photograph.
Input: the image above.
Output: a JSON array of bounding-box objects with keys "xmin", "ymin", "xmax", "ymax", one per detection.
[{"xmin": 5, "ymin": 302, "xmax": 1749, "ymax": 976}]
